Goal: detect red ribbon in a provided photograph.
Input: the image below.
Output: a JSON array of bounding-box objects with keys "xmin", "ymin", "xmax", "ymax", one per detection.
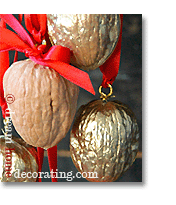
[
  {"xmin": 0, "ymin": 14, "xmax": 95, "ymax": 98},
  {"xmin": 37, "ymin": 147, "xmax": 44, "ymax": 182},
  {"xmin": 0, "ymin": 19, "xmax": 8, "ymax": 118},
  {"xmin": 24, "ymin": 14, "xmax": 47, "ymax": 45},
  {"xmin": 100, "ymin": 14, "xmax": 123, "ymax": 88},
  {"xmin": 37, "ymin": 146, "xmax": 58, "ymax": 182},
  {"xmin": 47, "ymin": 145, "xmax": 58, "ymax": 182},
  {"xmin": 13, "ymin": 14, "xmax": 23, "ymax": 63}
]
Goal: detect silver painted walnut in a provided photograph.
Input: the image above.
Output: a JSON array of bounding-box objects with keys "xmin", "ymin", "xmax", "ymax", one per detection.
[
  {"xmin": 70, "ymin": 100, "xmax": 139, "ymax": 182},
  {"xmin": 47, "ymin": 14, "xmax": 121, "ymax": 71},
  {"xmin": 3, "ymin": 59, "xmax": 79, "ymax": 149}
]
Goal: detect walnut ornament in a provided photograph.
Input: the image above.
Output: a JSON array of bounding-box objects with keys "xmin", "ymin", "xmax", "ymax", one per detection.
[
  {"xmin": 47, "ymin": 14, "xmax": 121, "ymax": 71},
  {"xmin": 0, "ymin": 135, "xmax": 38, "ymax": 182},
  {"xmin": 3, "ymin": 59, "xmax": 79, "ymax": 149},
  {"xmin": 70, "ymin": 86, "xmax": 139, "ymax": 182}
]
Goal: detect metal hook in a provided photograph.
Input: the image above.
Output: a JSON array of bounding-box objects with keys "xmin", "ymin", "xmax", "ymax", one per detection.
[{"xmin": 99, "ymin": 84, "xmax": 113, "ymax": 101}]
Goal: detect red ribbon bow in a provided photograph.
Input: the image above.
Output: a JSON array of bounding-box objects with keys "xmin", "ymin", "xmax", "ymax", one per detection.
[
  {"xmin": 0, "ymin": 14, "xmax": 95, "ymax": 101},
  {"xmin": 0, "ymin": 14, "xmax": 83, "ymax": 183}
]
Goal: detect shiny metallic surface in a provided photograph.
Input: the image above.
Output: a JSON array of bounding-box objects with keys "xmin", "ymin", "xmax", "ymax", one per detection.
[
  {"xmin": 0, "ymin": 136, "xmax": 38, "ymax": 182},
  {"xmin": 70, "ymin": 100, "xmax": 139, "ymax": 182},
  {"xmin": 47, "ymin": 14, "xmax": 120, "ymax": 71}
]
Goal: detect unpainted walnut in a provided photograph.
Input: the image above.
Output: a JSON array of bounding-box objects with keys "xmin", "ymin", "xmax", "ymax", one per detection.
[{"xmin": 3, "ymin": 59, "xmax": 79, "ymax": 149}]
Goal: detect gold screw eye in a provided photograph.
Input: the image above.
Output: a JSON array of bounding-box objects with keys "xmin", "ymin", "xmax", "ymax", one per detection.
[{"xmin": 99, "ymin": 84, "xmax": 113, "ymax": 101}]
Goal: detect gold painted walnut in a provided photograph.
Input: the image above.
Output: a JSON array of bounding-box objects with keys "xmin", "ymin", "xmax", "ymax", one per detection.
[
  {"xmin": 0, "ymin": 135, "xmax": 38, "ymax": 182},
  {"xmin": 3, "ymin": 59, "xmax": 79, "ymax": 149},
  {"xmin": 70, "ymin": 100, "xmax": 139, "ymax": 182},
  {"xmin": 47, "ymin": 14, "xmax": 121, "ymax": 71}
]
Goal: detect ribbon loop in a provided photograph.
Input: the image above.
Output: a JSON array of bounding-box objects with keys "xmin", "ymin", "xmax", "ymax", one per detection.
[
  {"xmin": 24, "ymin": 14, "xmax": 47, "ymax": 44},
  {"xmin": 100, "ymin": 14, "xmax": 123, "ymax": 88}
]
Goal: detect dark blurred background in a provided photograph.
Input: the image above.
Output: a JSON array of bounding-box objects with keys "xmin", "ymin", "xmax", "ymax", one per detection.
[{"xmin": 0, "ymin": 14, "xmax": 142, "ymax": 182}]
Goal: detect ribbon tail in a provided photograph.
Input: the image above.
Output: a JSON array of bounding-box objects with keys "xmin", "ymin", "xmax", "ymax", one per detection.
[
  {"xmin": 37, "ymin": 147, "xmax": 44, "ymax": 182},
  {"xmin": 31, "ymin": 57, "xmax": 95, "ymax": 95},
  {"xmin": 100, "ymin": 14, "xmax": 123, "ymax": 88},
  {"xmin": 13, "ymin": 14, "xmax": 23, "ymax": 62},
  {"xmin": 0, "ymin": 26, "xmax": 32, "ymax": 53},
  {"xmin": 51, "ymin": 61, "xmax": 95, "ymax": 95},
  {"xmin": 0, "ymin": 14, "xmax": 35, "ymax": 49},
  {"xmin": 47, "ymin": 145, "xmax": 58, "ymax": 182}
]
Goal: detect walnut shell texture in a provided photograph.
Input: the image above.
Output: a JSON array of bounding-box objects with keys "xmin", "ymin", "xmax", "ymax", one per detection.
[
  {"xmin": 3, "ymin": 59, "xmax": 79, "ymax": 149},
  {"xmin": 47, "ymin": 14, "xmax": 120, "ymax": 71},
  {"xmin": 0, "ymin": 135, "xmax": 38, "ymax": 182},
  {"xmin": 70, "ymin": 100, "xmax": 139, "ymax": 182}
]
